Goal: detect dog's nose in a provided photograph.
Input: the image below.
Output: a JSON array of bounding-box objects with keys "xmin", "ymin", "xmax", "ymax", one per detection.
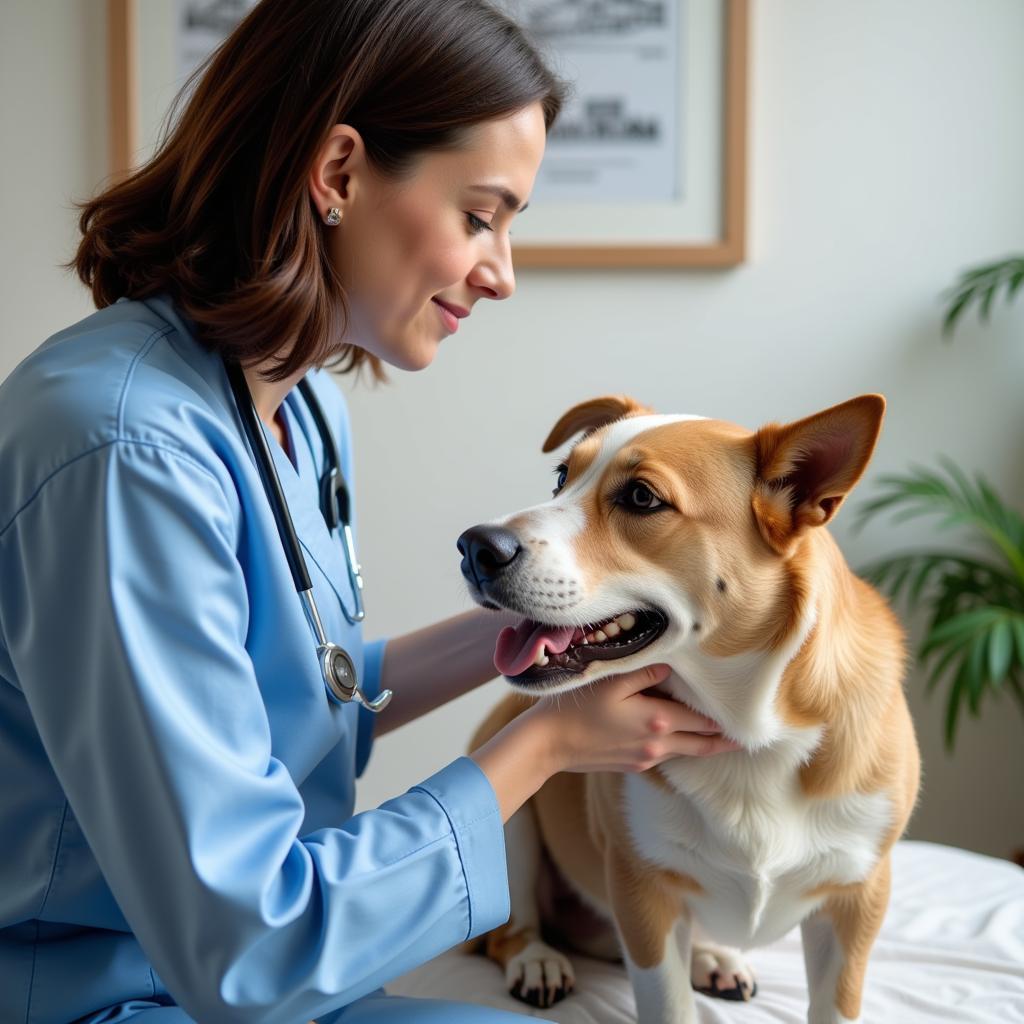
[{"xmin": 457, "ymin": 525, "xmax": 522, "ymax": 589}]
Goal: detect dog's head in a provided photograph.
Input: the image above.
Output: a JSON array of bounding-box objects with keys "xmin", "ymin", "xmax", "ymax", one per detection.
[{"xmin": 458, "ymin": 394, "xmax": 885, "ymax": 697}]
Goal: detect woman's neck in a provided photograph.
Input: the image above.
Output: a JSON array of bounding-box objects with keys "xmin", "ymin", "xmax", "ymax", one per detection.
[{"xmin": 242, "ymin": 361, "xmax": 309, "ymax": 433}]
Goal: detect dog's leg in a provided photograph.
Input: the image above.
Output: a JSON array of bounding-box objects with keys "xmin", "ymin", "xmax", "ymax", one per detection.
[
  {"xmin": 623, "ymin": 914, "xmax": 696, "ymax": 1024},
  {"xmin": 800, "ymin": 855, "xmax": 890, "ymax": 1024},
  {"xmin": 606, "ymin": 849, "xmax": 696, "ymax": 1024},
  {"xmin": 690, "ymin": 936, "xmax": 758, "ymax": 1001},
  {"xmin": 487, "ymin": 802, "xmax": 575, "ymax": 1010}
]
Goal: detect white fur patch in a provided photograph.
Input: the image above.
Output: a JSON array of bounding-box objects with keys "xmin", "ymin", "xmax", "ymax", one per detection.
[
  {"xmin": 624, "ymin": 759, "xmax": 892, "ymax": 949},
  {"xmin": 660, "ymin": 596, "xmax": 818, "ymax": 748}
]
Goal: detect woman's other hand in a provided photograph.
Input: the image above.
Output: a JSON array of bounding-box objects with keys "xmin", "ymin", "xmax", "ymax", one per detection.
[
  {"xmin": 526, "ymin": 663, "xmax": 741, "ymax": 775},
  {"xmin": 470, "ymin": 663, "xmax": 739, "ymax": 821}
]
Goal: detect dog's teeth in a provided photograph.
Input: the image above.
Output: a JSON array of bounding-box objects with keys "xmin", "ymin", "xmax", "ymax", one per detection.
[
  {"xmin": 617, "ymin": 613, "xmax": 636, "ymax": 631},
  {"xmin": 584, "ymin": 633, "xmax": 595, "ymax": 644},
  {"xmin": 604, "ymin": 622, "xmax": 621, "ymax": 638},
  {"xmin": 594, "ymin": 630, "xmax": 608, "ymax": 642}
]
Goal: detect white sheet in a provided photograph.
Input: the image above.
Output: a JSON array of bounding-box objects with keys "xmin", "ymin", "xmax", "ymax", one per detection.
[{"xmin": 387, "ymin": 841, "xmax": 1024, "ymax": 1022}]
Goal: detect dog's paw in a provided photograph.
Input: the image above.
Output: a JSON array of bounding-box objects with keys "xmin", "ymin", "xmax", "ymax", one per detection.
[
  {"xmin": 691, "ymin": 941, "xmax": 757, "ymax": 1002},
  {"xmin": 506, "ymin": 940, "xmax": 575, "ymax": 1009}
]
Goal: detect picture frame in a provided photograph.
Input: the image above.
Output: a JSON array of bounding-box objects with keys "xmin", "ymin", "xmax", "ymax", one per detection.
[{"xmin": 106, "ymin": 0, "xmax": 748, "ymax": 269}]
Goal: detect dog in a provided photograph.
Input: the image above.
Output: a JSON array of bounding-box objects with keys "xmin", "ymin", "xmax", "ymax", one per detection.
[{"xmin": 457, "ymin": 394, "xmax": 920, "ymax": 1024}]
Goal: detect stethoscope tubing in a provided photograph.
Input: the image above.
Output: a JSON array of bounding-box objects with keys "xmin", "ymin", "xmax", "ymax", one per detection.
[
  {"xmin": 224, "ymin": 358, "xmax": 390, "ymax": 713},
  {"xmin": 225, "ymin": 359, "xmax": 313, "ymax": 595}
]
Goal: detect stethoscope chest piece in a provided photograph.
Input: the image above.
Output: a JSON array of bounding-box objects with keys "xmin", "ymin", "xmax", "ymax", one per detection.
[
  {"xmin": 320, "ymin": 643, "xmax": 357, "ymax": 704},
  {"xmin": 320, "ymin": 642, "xmax": 391, "ymax": 712}
]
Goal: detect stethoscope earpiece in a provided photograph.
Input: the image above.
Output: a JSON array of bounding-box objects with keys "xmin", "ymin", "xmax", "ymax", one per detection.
[{"xmin": 225, "ymin": 358, "xmax": 385, "ymax": 713}]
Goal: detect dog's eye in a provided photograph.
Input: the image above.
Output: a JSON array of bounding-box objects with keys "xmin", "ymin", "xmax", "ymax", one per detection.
[
  {"xmin": 620, "ymin": 481, "xmax": 665, "ymax": 512},
  {"xmin": 552, "ymin": 463, "xmax": 569, "ymax": 495}
]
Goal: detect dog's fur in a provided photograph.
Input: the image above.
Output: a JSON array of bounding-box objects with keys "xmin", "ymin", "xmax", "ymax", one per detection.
[{"xmin": 460, "ymin": 395, "xmax": 920, "ymax": 1024}]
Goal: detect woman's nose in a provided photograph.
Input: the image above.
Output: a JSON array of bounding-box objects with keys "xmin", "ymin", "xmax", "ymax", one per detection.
[{"xmin": 469, "ymin": 250, "xmax": 515, "ymax": 301}]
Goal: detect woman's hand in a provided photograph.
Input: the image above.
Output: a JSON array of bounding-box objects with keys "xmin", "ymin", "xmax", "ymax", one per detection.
[
  {"xmin": 470, "ymin": 663, "xmax": 739, "ymax": 821},
  {"xmin": 525, "ymin": 663, "xmax": 740, "ymax": 775}
]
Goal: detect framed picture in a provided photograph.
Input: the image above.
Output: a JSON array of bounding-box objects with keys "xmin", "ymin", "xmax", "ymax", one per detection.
[
  {"xmin": 107, "ymin": 0, "xmax": 748, "ymax": 269},
  {"xmin": 500, "ymin": 0, "xmax": 749, "ymax": 268}
]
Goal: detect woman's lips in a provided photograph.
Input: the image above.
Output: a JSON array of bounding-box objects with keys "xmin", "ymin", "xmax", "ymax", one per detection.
[{"xmin": 432, "ymin": 298, "xmax": 467, "ymax": 333}]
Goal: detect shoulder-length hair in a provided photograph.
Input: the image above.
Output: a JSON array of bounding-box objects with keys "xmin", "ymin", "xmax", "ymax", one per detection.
[{"xmin": 70, "ymin": 0, "xmax": 566, "ymax": 381}]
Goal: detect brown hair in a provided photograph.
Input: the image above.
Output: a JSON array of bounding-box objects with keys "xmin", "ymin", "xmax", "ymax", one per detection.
[{"xmin": 69, "ymin": 0, "xmax": 566, "ymax": 381}]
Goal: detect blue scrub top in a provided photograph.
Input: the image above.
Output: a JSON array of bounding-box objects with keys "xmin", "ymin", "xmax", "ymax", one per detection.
[{"xmin": 0, "ymin": 295, "xmax": 509, "ymax": 1024}]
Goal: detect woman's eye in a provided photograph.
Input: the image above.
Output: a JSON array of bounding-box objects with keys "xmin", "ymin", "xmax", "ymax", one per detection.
[
  {"xmin": 552, "ymin": 463, "xmax": 568, "ymax": 495},
  {"xmin": 623, "ymin": 482, "xmax": 663, "ymax": 511},
  {"xmin": 466, "ymin": 212, "xmax": 493, "ymax": 234}
]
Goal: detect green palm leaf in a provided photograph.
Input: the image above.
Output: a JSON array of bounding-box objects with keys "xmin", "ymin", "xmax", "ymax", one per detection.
[
  {"xmin": 857, "ymin": 461, "xmax": 1024, "ymax": 749},
  {"xmin": 988, "ymin": 618, "xmax": 1013, "ymax": 685},
  {"xmin": 942, "ymin": 254, "xmax": 1024, "ymax": 336},
  {"xmin": 855, "ymin": 462, "xmax": 1024, "ymax": 585},
  {"xmin": 918, "ymin": 607, "xmax": 1024, "ymax": 749}
]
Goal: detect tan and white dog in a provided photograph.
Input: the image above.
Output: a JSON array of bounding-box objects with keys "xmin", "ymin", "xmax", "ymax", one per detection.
[{"xmin": 457, "ymin": 395, "xmax": 920, "ymax": 1024}]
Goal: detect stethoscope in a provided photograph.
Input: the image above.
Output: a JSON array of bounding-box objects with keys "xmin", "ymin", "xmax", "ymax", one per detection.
[{"xmin": 225, "ymin": 357, "xmax": 392, "ymax": 714}]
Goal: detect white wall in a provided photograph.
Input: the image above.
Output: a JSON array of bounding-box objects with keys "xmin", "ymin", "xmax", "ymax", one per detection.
[
  {"xmin": 1, "ymin": 0, "xmax": 108, "ymax": 375},
  {"xmin": 2, "ymin": 0, "xmax": 1022, "ymax": 859}
]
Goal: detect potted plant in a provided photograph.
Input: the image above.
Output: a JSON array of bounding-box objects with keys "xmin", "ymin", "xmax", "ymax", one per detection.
[{"xmin": 856, "ymin": 255, "xmax": 1024, "ymax": 751}]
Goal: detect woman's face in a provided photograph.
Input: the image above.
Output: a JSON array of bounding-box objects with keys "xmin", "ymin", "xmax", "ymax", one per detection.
[{"xmin": 314, "ymin": 104, "xmax": 547, "ymax": 371}]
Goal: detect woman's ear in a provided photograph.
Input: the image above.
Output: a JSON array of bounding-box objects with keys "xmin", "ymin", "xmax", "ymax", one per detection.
[
  {"xmin": 307, "ymin": 124, "xmax": 365, "ymax": 219},
  {"xmin": 541, "ymin": 395, "xmax": 652, "ymax": 453},
  {"xmin": 751, "ymin": 394, "xmax": 886, "ymax": 556}
]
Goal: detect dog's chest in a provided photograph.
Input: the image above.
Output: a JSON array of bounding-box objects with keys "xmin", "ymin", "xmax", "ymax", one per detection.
[{"xmin": 622, "ymin": 737, "xmax": 892, "ymax": 948}]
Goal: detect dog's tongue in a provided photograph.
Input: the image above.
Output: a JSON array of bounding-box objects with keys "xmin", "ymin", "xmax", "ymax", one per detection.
[{"xmin": 494, "ymin": 619, "xmax": 576, "ymax": 677}]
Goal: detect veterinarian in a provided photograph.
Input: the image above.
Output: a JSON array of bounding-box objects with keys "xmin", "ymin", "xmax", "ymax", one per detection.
[{"xmin": 0, "ymin": 1, "xmax": 738, "ymax": 1021}]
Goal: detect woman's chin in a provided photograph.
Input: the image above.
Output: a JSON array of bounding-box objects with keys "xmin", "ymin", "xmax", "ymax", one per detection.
[
  {"xmin": 355, "ymin": 325, "xmax": 441, "ymax": 373},
  {"xmin": 387, "ymin": 337, "xmax": 441, "ymax": 372}
]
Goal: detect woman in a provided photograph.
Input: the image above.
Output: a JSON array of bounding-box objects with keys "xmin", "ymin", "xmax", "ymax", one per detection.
[{"xmin": 0, "ymin": 1, "xmax": 738, "ymax": 1021}]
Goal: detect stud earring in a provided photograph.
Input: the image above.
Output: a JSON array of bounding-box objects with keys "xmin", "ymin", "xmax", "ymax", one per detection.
[{"xmin": 325, "ymin": 207, "xmax": 342, "ymax": 226}]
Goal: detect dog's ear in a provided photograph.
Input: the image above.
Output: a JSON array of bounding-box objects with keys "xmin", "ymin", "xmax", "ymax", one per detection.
[
  {"xmin": 542, "ymin": 395, "xmax": 651, "ymax": 453},
  {"xmin": 752, "ymin": 395, "xmax": 885, "ymax": 556}
]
